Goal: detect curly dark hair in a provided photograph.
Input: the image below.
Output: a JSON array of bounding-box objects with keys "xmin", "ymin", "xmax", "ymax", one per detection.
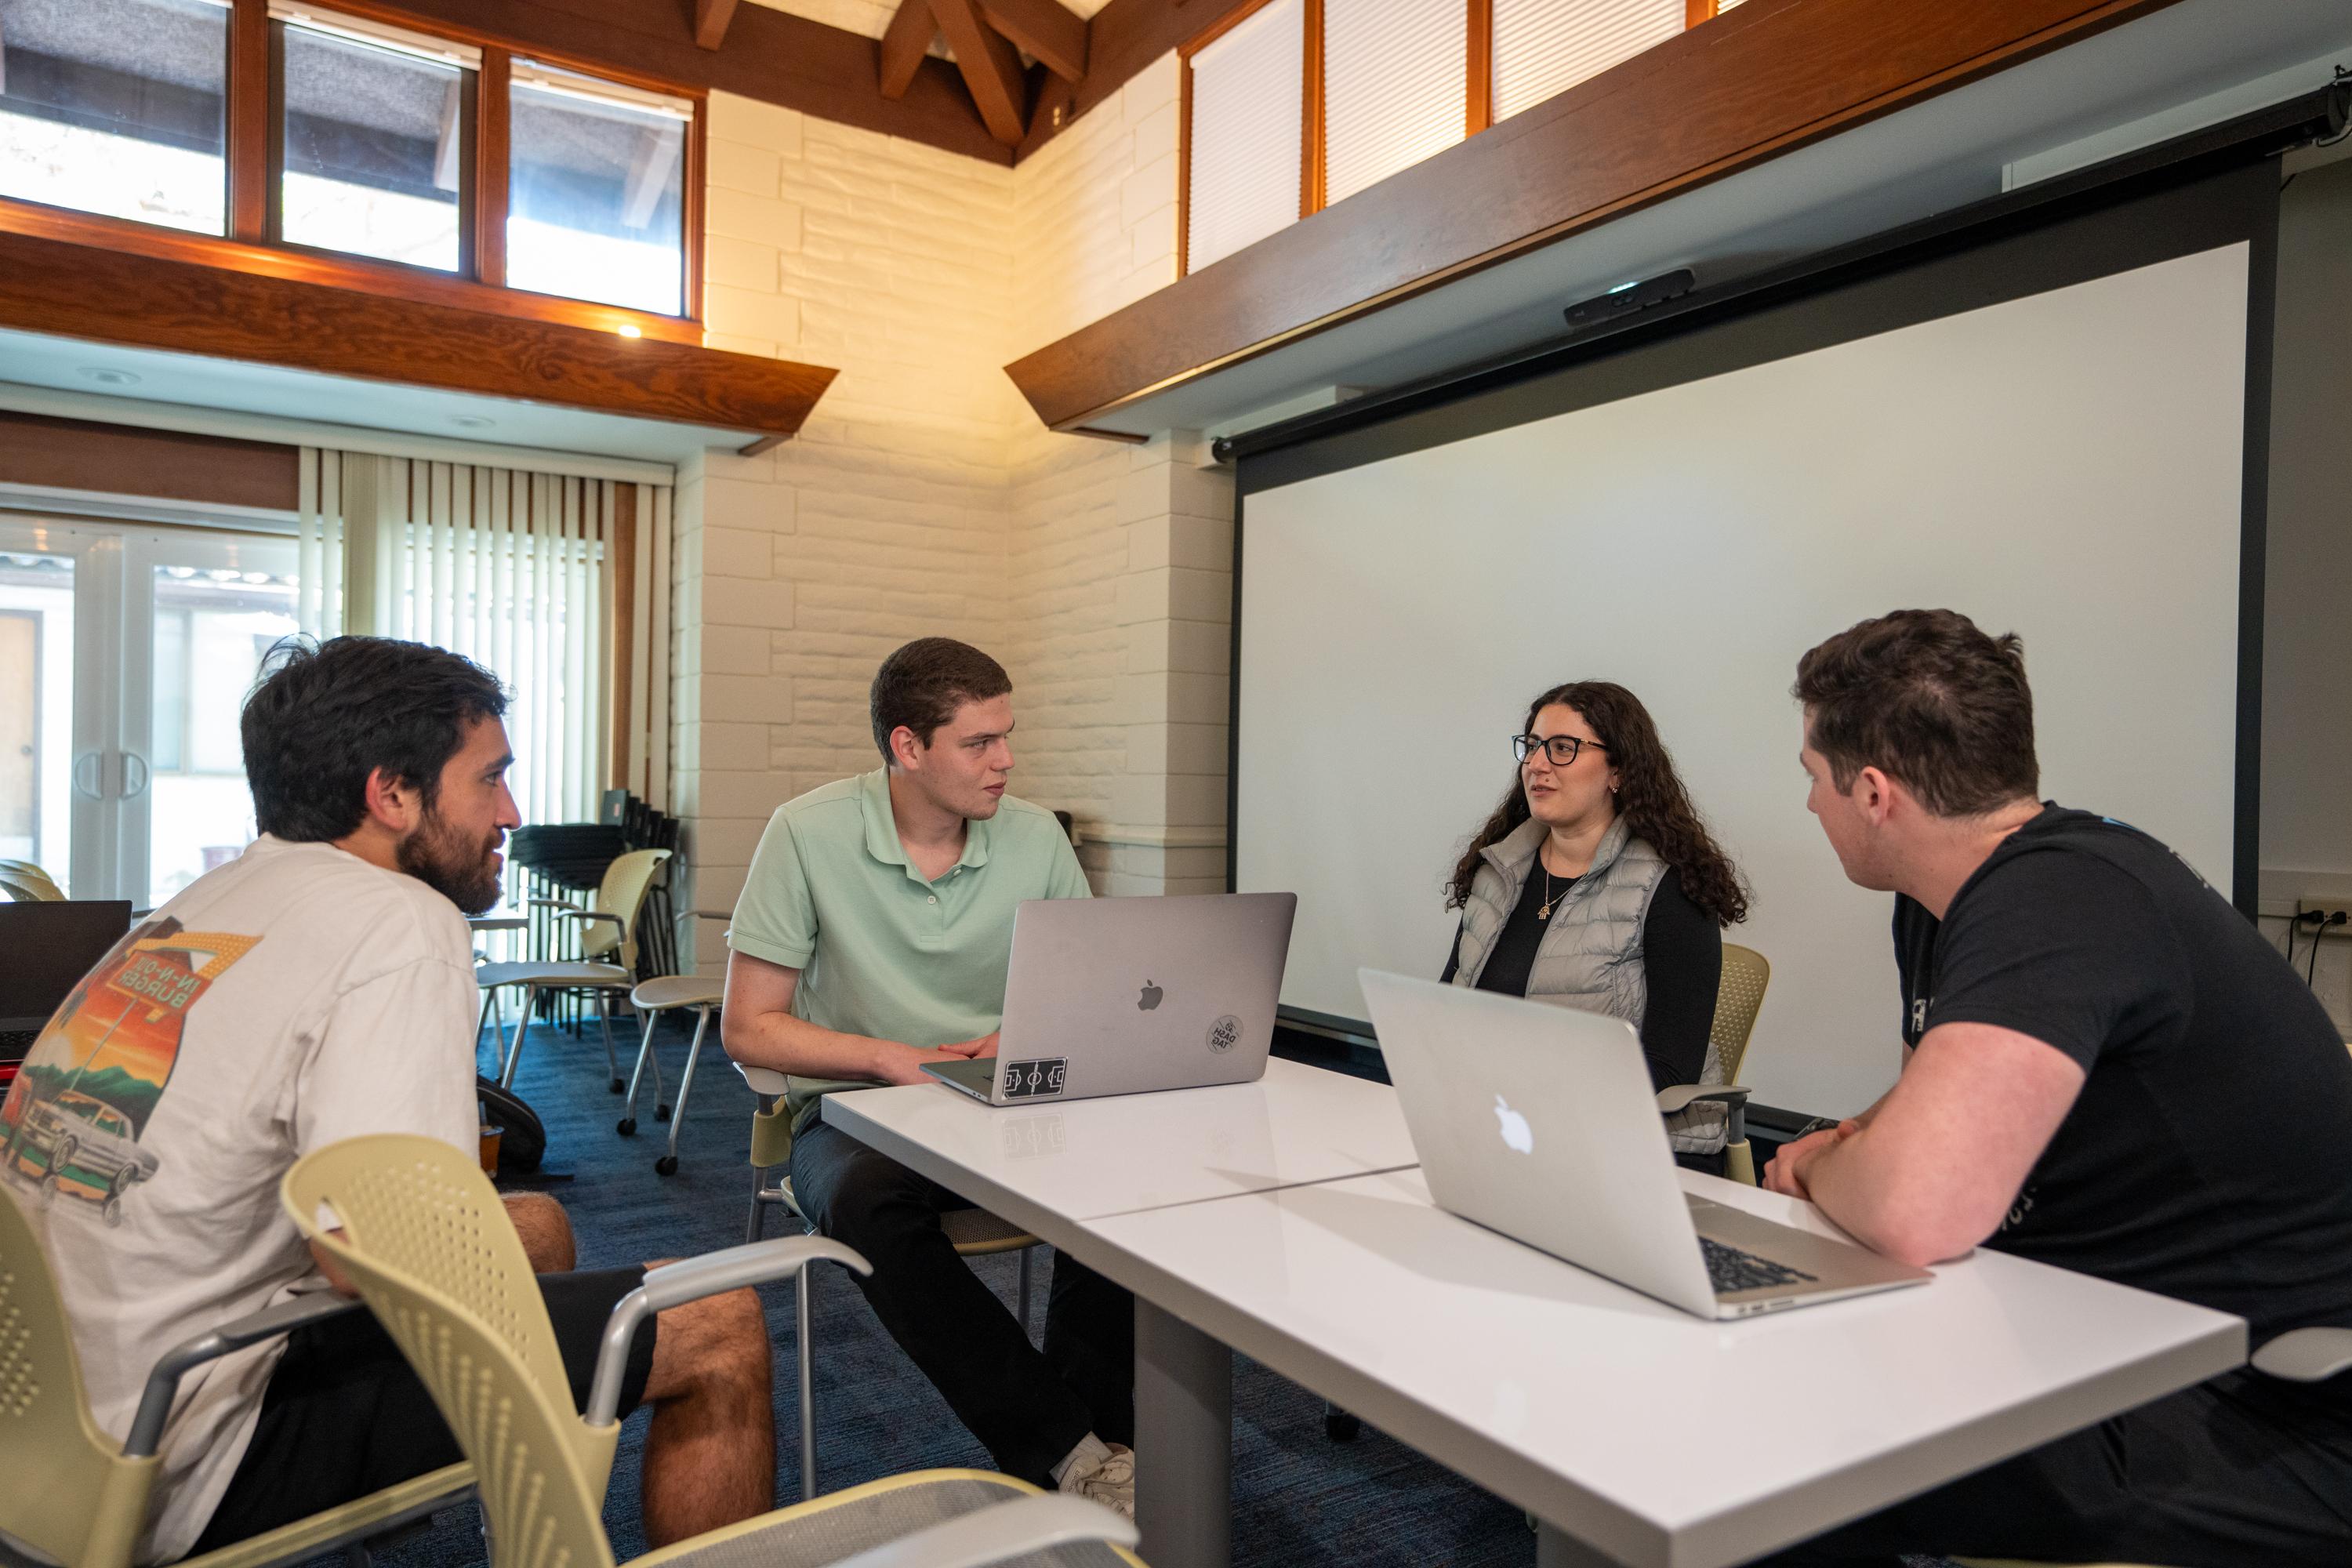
[{"xmin": 1444, "ymin": 681, "xmax": 1749, "ymax": 927}]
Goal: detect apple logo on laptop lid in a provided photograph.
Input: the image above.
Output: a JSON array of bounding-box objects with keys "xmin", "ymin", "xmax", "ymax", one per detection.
[
  {"xmin": 1494, "ymin": 1094, "xmax": 1534, "ymax": 1155},
  {"xmin": 1138, "ymin": 980, "xmax": 1163, "ymax": 1011}
]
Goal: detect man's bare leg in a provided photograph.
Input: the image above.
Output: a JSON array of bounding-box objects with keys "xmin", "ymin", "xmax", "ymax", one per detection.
[
  {"xmin": 636, "ymin": 1268, "xmax": 775, "ymax": 1545},
  {"xmin": 503, "ymin": 1192, "xmax": 576, "ymax": 1273}
]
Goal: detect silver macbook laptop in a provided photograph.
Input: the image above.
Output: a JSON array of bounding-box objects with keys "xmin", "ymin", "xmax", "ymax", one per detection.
[
  {"xmin": 923, "ymin": 893, "xmax": 1297, "ymax": 1106},
  {"xmin": 1358, "ymin": 969, "xmax": 1929, "ymax": 1319}
]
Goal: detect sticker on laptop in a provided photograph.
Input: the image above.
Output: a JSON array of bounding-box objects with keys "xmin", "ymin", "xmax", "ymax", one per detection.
[
  {"xmin": 1207, "ymin": 1014, "xmax": 1243, "ymax": 1054},
  {"xmin": 1001, "ymin": 1058, "xmax": 1068, "ymax": 1099}
]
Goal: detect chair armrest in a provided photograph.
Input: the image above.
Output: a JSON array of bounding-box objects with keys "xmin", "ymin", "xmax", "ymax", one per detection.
[
  {"xmin": 585, "ymin": 1237, "xmax": 872, "ymax": 1425},
  {"xmin": 1656, "ymin": 1085, "xmax": 1751, "ymax": 1145},
  {"xmin": 2252, "ymin": 1326, "xmax": 2352, "ymax": 1383},
  {"xmin": 557, "ymin": 909, "xmax": 626, "ymax": 931},
  {"xmin": 127, "ymin": 1294, "xmax": 362, "ymax": 1457},
  {"xmin": 1655, "ymin": 1084, "xmax": 1751, "ymax": 1115},
  {"xmin": 526, "ymin": 897, "xmax": 579, "ymax": 912},
  {"xmin": 823, "ymin": 1494, "xmax": 1141, "ymax": 1568}
]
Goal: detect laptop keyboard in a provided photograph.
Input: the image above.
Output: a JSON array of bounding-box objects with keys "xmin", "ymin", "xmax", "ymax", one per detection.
[
  {"xmin": 0, "ymin": 1026, "xmax": 39, "ymax": 1059},
  {"xmin": 1700, "ymin": 1235, "xmax": 1818, "ymax": 1295}
]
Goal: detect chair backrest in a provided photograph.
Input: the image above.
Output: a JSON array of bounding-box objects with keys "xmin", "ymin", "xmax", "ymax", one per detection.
[
  {"xmin": 1709, "ymin": 944, "xmax": 1771, "ymax": 1084},
  {"xmin": 590, "ymin": 849, "xmax": 672, "ymax": 969},
  {"xmin": 0, "ymin": 871, "xmax": 63, "ymax": 902},
  {"xmin": 0, "ymin": 1187, "xmax": 155, "ymax": 1568},
  {"xmin": 279, "ymin": 1133, "xmax": 622, "ymax": 1568}
]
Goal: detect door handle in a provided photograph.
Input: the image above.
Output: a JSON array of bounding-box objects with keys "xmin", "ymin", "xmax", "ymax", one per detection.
[
  {"xmin": 73, "ymin": 751, "xmax": 105, "ymax": 800},
  {"xmin": 122, "ymin": 753, "xmax": 151, "ymax": 800}
]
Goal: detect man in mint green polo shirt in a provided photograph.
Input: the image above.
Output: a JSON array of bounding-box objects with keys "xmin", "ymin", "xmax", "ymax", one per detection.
[{"xmin": 720, "ymin": 637, "xmax": 1134, "ymax": 1515}]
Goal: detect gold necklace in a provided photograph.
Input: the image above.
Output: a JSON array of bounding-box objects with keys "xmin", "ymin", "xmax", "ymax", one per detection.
[{"xmin": 1538, "ymin": 845, "xmax": 1563, "ymax": 920}]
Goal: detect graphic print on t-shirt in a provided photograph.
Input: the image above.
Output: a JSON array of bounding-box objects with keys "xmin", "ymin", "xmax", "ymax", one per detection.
[{"xmin": 0, "ymin": 915, "xmax": 258, "ymax": 1225}]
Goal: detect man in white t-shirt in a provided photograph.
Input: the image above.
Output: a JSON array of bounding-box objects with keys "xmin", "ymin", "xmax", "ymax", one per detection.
[{"xmin": 2, "ymin": 637, "xmax": 775, "ymax": 1563}]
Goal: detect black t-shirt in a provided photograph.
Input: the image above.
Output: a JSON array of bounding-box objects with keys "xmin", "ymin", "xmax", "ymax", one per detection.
[
  {"xmin": 1443, "ymin": 866, "xmax": 1722, "ymax": 1092},
  {"xmin": 1895, "ymin": 804, "xmax": 2352, "ymax": 1341}
]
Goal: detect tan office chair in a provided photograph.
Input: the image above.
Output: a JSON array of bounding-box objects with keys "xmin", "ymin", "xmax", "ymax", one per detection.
[
  {"xmin": 617, "ymin": 910, "xmax": 734, "ymax": 1174},
  {"xmin": 1, "ymin": 866, "xmax": 64, "ymax": 902},
  {"xmin": 1656, "ymin": 942, "xmax": 1772, "ymax": 1185},
  {"xmin": 0, "ymin": 1183, "xmax": 474, "ymax": 1568},
  {"xmin": 739, "ymin": 1062, "xmax": 1048, "ymax": 1501},
  {"xmin": 280, "ymin": 1133, "xmax": 1142, "ymax": 1568},
  {"xmin": 478, "ymin": 848, "xmax": 671, "ymax": 1092}
]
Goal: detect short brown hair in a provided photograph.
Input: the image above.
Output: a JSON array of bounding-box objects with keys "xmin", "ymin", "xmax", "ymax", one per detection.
[
  {"xmin": 870, "ymin": 637, "xmax": 1011, "ymax": 760},
  {"xmin": 1793, "ymin": 609, "xmax": 2038, "ymax": 817}
]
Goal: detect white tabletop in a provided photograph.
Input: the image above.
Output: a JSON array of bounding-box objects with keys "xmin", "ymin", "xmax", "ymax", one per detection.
[
  {"xmin": 1076, "ymin": 1166, "xmax": 2246, "ymax": 1568},
  {"xmin": 818, "ymin": 1057, "xmax": 1417, "ymax": 1226}
]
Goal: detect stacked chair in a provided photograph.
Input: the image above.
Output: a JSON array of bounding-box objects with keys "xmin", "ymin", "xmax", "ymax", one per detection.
[{"xmin": 280, "ymin": 1134, "xmax": 1146, "ymax": 1568}]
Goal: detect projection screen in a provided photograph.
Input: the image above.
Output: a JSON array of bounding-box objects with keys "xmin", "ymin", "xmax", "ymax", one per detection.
[{"xmin": 1232, "ymin": 177, "xmax": 2269, "ymax": 1118}]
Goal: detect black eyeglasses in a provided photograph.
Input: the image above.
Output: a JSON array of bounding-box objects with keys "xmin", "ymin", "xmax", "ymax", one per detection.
[{"xmin": 1512, "ymin": 734, "xmax": 1606, "ymax": 767}]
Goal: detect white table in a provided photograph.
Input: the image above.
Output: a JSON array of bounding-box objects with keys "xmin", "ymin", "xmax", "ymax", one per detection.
[
  {"xmin": 1092, "ymin": 1167, "xmax": 2243, "ymax": 1568},
  {"xmin": 822, "ymin": 1076, "xmax": 2245, "ymax": 1568},
  {"xmin": 818, "ymin": 1055, "xmax": 1419, "ymax": 1222}
]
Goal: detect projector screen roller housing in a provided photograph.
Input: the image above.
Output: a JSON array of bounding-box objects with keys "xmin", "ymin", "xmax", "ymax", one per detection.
[{"xmin": 1231, "ymin": 169, "xmax": 2273, "ymax": 1118}]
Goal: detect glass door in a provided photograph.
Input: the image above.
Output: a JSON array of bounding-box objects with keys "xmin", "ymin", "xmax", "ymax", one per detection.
[{"xmin": 0, "ymin": 517, "xmax": 299, "ymax": 906}]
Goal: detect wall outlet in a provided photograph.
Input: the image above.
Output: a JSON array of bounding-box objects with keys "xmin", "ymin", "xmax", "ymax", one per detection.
[{"xmin": 2296, "ymin": 899, "xmax": 2352, "ymax": 933}]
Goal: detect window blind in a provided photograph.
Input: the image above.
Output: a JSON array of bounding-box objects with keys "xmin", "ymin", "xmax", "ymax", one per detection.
[
  {"xmin": 1491, "ymin": 0, "xmax": 1682, "ymax": 123},
  {"xmin": 1323, "ymin": 0, "xmax": 1467, "ymax": 209},
  {"xmin": 1185, "ymin": 0, "xmax": 1305, "ymax": 274}
]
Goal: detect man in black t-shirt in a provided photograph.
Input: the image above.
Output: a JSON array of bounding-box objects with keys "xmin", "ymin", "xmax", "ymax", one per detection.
[{"xmin": 1757, "ymin": 608, "xmax": 2352, "ymax": 1566}]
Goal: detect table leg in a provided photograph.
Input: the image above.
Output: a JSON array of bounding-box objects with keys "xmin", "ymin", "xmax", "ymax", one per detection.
[
  {"xmin": 1536, "ymin": 1521, "xmax": 1617, "ymax": 1567},
  {"xmin": 1134, "ymin": 1298, "xmax": 1232, "ymax": 1568}
]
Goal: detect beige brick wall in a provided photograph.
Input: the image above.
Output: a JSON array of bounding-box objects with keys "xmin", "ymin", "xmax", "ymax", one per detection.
[{"xmin": 673, "ymin": 65, "xmax": 1225, "ymax": 966}]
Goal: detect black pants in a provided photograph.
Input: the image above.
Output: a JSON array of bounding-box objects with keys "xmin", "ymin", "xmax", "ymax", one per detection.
[
  {"xmin": 192, "ymin": 1268, "xmax": 657, "ymax": 1554},
  {"xmin": 1751, "ymin": 1370, "xmax": 2352, "ymax": 1566},
  {"xmin": 790, "ymin": 1117, "xmax": 1134, "ymax": 1486}
]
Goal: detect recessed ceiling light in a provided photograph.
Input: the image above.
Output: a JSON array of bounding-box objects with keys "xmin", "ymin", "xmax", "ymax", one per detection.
[
  {"xmin": 77, "ymin": 367, "xmax": 140, "ymax": 387},
  {"xmin": 450, "ymin": 414, "xmax": 495, "ymax": 429}
]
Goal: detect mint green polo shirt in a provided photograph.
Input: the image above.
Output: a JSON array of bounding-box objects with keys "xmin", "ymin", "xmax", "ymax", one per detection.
[{"xmin": 728, "ymin": 767, "xmax": 1092, "ymax": 1131}]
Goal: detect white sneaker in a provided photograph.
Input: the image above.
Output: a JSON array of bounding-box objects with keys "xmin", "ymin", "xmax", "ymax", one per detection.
[{"xmin": 1063, "ymin": 1441, "xmax": 1134, "ymax": 1519}]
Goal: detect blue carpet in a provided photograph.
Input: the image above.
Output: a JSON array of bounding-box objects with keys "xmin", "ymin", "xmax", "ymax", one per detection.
[{"xmin": 352, "ymin": 1013, "xmax": 1533, "ymax": 1565}]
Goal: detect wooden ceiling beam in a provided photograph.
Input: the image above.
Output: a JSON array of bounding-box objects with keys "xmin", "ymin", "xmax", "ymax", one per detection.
[
  {"xmin": 879, "ymin": 0, "xmax": 938, "ymax": 100},
  {"xmin": 978, "ymin": 0, "xmax": 1087, "ymax": 82},
  {"xmin": 691, "ymin": 0, "xmax": 741, "ymax": 49},
  {"xmin": 0, "ymin": 225, "xmax": 837, "ymax": 449},
  {"xmin": 927, "ymin": 0, "xmax": 1030, "ymax": 145}
]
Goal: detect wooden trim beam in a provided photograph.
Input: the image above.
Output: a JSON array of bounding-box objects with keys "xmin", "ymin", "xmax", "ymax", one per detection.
[
  {"xmin": 880, "ymin": 0, "xmax": 938, "ymax": 100},
  {"xmin": 475, "ymin": 49, "xmax": 511, "ymax": 288},
  {"xmin": 1300, "ymin": 0, "xmax": 1324, "ymax": 216},
  {"xmin": 1004, "ymin": 0, "xmax": 2186, "ymax": 429},
  {"xmin": 227, "ymin": 0, "xmax": 270, "ymax": 241},
  {"xmin": 979, "ymin": 0, "xmax": 1089, "ymax": 82},
  {"xmin": 1466, "ymin": 0, "xmax": 1492, "ymax": 136},
  {"xmin": 1686, "ymin": 0, "xmax": 1716, "ymax": 27},
  {"xmin": 693, "ymin": 0, "xmax": 742, "ymax": 49},
  {"xmin": 0, "ymin": 228, "xmax": 837, "ymax": 446},
  {"xmin": 931, "ymin": 0, "xmax": 1032, "ymax": 145},
  {"xmin": 0, "ymin": 411, "xmax": 298, "ymax": 514}
]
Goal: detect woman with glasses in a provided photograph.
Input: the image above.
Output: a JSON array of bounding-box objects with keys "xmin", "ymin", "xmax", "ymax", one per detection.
[{"xmin": 1443, "ymin": 681, "xmax": 1750, "ymax": 1170}]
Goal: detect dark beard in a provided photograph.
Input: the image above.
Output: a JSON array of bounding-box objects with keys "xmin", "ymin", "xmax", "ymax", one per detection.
[{"xmin": 396, "ymin": 805, "xmax": 504, "ymax": 914}]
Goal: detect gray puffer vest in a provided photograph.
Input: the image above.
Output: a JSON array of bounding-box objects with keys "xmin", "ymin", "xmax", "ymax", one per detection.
[{"xmin": 1449, "ymin": 815, "xmax": 1727, "ymax": 1153}]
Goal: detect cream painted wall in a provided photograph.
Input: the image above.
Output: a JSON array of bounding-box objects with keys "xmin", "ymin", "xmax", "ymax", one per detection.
[{"xmin": 670, "ymin": 60, "xmax": 1210, "ymax": 967}]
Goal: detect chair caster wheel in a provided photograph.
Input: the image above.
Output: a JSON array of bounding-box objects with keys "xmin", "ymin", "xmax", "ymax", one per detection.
[
  {"xmin": 609, "ymin": 1077, "xmax": 626, "ymax": 1093},
  {"xmin": 1324, "ymin": 1408, "xmax": 1361, "ymax": 1441},
  {"xmin": 617, "ymin": 1118, "xmax": 637, "ymax": 1136},
  {"xmin": 655, "ymin": 1104, "xmax": 671, "ymax": 1122},
  {"xmin": 655, "ymin": 1156, "xmax": 678, "ymax": 1176}
]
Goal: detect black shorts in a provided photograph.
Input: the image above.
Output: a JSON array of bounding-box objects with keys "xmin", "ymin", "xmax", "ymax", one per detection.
[{"xmin": 190, "ymin": 1267, "xmax": 659, "ymax": 1554}]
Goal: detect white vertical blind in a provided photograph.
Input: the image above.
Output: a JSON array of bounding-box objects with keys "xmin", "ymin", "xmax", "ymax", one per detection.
[
  {"xmin": 1323, "ymin": 0, "xmax": 1467, "ymax": 208},
  {"xmin": 1492, "ymin": 0, "xmax": 1683, "ymax": 123},
  {"xmin": 294, "ymin": 447, "xmax": 346, "ymax": 637},
  {"xmin": 1185, "ymin": 0, "xmax": 1306, "ymax": 274},
  {"xmin": 351, "ymin": 457, "xmax": 639, "ymax": 827}
]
